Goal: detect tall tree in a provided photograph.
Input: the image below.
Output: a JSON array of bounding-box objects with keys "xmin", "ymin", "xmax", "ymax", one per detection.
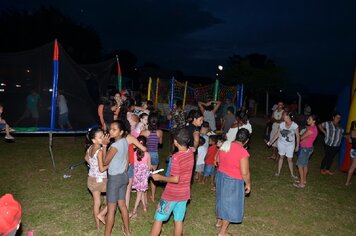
[{"xmin": 222, "ymin": 53, "xmax": 286, "ymax": 94}]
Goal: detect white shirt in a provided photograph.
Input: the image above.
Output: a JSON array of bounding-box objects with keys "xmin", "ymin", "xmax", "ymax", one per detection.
[
  {"xmin": 226, "ymin": 121, "xmax": 252, "ymax": 142},
  {"xmin": 197, "ymin": 145, "xmax": 208, "ymax": 165},
  {"xmin": 278, "ymin": 122, "xmax": 298, "ymax": 145}
]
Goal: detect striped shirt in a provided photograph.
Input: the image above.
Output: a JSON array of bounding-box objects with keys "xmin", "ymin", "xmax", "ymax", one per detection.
[
  {"xmin": 161, "ymin": 149, "xmax": 194, "ymax": 201},
  {"xmin": 147, "ymin": 130, "xmax": 160, "ymax": 152},
  {"xmin": 322, "ymin": 121, "xmax": 344, "ymax": 147}
]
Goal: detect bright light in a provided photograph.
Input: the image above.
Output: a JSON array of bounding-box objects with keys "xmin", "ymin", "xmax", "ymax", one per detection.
[
  {"xmin": 0, "ymin": 83, "xmax": 6, "ymax": 86},
  {"xmin": 49, "ymin": 88, "xmax": 53, "ymax": 92},
  {"xmin": 216, "ymin": 73, "xmax": 219, "ymax": 76},
  {"xmin": 15, "ymin": 84, "xmax": 21, "ymax": 88},
  {"xmin": 218, "ymin": 65, "xmax": 223, "ymax": 71},
  {"xmin": 26, "ymin": 69, "xmax": 30, "ymax": 73},
  {"xmin": 279, "ymin": 89, "xmax": 283, "ymax": 93},
  {"xmin": 0, "ymin": 89, "xmax": 4, "ymax": 92}
]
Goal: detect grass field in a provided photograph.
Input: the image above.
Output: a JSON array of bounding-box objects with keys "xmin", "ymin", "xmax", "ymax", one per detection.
[{"xmin": 1, "ymin": 122, "xmax": 355, "ymax": 236}]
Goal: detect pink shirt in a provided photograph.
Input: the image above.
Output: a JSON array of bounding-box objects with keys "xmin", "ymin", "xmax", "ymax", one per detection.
[
  {"xmin": 218, "ymin": 142, "xmax": 249, "ymax": 180},
  {"xmin": 161, "ymin": 149, "xmax": 194, "ymax": 201},
  {"xmin": 134, "ymin": 151, "xmax": 149, "ymax": 164},
  {"xmin": 300, "ymin": 125, "xmax": 318, "ymax": 148}
]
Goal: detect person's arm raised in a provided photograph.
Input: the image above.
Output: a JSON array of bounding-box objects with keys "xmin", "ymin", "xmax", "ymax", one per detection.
[
  {"xmin": 97, "ymin": 150, "xmax": 109, "ymax": 172},
  {"xmin": 127, "ymin": 134, "xmax": 147, "ymax": 152},
  {"xmin": 212, "ymin": 101, "xmax": 221, "ymax": 113},
  {"xmin": 198, "ymin": 101, "xmax": 205, "ymax": 113}
]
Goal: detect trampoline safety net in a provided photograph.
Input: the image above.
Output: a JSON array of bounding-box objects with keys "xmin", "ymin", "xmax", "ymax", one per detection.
[{"xmin": 0, "ymin": 42, "xmax": 116, "ymax": 129}]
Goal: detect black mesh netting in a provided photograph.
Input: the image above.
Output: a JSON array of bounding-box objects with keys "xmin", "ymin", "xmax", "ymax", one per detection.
[{"xmin": 0, "ymin": 41, "xmax": 116, "ymax": 129}]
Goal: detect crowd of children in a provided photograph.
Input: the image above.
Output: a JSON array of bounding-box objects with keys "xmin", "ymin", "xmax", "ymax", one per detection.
[
  {"xmin": 2, "ymin": 88, "xmax": 355, "ymax": 235},
  {"xmin": 82, "ymin": 92, "xmax": 256, "ymax": 235}
]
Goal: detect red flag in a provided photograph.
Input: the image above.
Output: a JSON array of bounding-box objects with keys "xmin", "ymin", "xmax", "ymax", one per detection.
[{"xmin": 53, "ymin": 40, "xmax": 59, "ymax": 61}]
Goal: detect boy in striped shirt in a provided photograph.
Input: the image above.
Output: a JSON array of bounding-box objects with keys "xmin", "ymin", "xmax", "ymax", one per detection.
[{"xmin": 151, "ymin": 128, "xmax": 194, "ymax": 236}]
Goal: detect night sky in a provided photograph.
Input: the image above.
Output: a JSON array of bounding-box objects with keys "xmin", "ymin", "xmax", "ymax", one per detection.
[{"xmin": 2, "ymin": 0, "xmax": 356, "ymax": 94}]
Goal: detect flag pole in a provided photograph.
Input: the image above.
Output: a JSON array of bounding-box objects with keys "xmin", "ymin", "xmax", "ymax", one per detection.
[{"xmin": 116, "ymin": 55, "xmax": 122, "ymax": 91}]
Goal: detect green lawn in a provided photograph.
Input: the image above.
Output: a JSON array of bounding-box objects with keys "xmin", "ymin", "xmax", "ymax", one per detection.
[{"xmin": 0, "ymin": 123, "xmax": 355, "ymax": 236}]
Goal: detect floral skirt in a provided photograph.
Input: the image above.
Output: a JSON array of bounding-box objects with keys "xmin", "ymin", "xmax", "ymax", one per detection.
[{"xmin": 132, "ymin": 163, "xmax": 150, "ymax": 192}]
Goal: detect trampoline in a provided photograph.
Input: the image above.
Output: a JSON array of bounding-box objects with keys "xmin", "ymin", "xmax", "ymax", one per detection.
[{"xmin": 0, "ymin": 40, "xmax": 119, "ymax": 170}]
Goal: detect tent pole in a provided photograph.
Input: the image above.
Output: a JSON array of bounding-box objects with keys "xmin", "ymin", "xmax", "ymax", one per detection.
[{"xmin": 49, "ymin": 39, "xmax": 59, "ymax": 170}]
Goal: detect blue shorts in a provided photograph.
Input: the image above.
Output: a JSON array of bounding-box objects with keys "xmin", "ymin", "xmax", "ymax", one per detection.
[
  {"xmin": 150, "ymin": 152, "xmax": 159, "ymax": 166},
  {"xmin": 154, "ymin": 199, "xmax": 188, "ymax": 222},
  {"xmin": 351, "ymin": 149, "xmax": 356, "ymax": 158},
  {"xmin": 296, "ymin": 147, "xmax": 313, "ymax": 167},
  {"xmin": 204, "ymin": 164, "xmax": 215, "ymax": 177},
  {"xmin": 127, "ymin": 164, "xmax": 134, "ymax": 179}
]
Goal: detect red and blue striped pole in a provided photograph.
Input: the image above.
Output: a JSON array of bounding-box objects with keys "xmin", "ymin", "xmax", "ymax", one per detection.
[{"xmin": 50, "ymin": 39, "xmax": 59, "ymax": 131}]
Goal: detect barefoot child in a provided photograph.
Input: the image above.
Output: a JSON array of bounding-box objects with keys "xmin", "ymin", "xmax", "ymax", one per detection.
[
  {"xmin": 141, "ymin": 112, "xmax": 163, "ymax": 203},
  {"xmin": 150, "ymin": 128, "xmax": 194, "ymax": 236},
  {"xmin": 130, "ymin": 135, "xmax": 151, "ymax": 218},
  {"xmin": 84, "ymin": 128, "xmax": 108, "ymax": 230},
  {"xmin": 102, "ymin": 120, "xmax": 131, "ymax": 236}
]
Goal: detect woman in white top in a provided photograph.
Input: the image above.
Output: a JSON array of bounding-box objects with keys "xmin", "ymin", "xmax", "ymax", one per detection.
[
  {"xmin": 226, "ymin": 111, "xmax": 252, "ymax": 142},
  {"xmin": 268, "ymin": 112, "xmax": 300, "ymax": 179}
]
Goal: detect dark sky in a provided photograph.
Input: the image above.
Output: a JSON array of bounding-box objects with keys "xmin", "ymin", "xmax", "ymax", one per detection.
[{"xmin": 3, "ymin": 0, "xmax": 356, "ymax": 94}]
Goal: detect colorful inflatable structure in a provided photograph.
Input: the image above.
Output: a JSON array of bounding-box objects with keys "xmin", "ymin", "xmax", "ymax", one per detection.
[{"xmin": 339, "ymin": 66, "xmax": 356, "ymax": 171}]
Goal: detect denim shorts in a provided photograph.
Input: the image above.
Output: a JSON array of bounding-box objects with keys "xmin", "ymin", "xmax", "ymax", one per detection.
[
  {"xmin": 216, "ymin": 171, "xmax": 245, "ymax": 223},
  {"xmin": 351, "ymin": 149, "xmax": 356, "ymax": 158},
  {"xmin": 154, "ymin": 199, "xmax": 188, "ymax": 222},
  {"xmin": 127, "ymin": 164, "xmax": 134, "ymax": 179},
  {"xmin": 0, "ymin": 123, "xmax": 6, "ymax": 130},
  {"xmin": 150, "ymin": 152, "xmax": 159, "ymax": 166},
  {"xmin": 296, "ymin": 147, "xmax": 313, "ymax": 167},
  {"xmin": 107, "ymin": 172, "xmax": 128, "ymax": 203},
  {"xmin": 204, "ymin": 164, "xmax": 215, "ymax": 177}
]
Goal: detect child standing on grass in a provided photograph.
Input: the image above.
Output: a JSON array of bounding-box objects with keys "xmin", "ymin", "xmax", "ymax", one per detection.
[
  {"xmin": 84, "ymin": 127, "xmax": 108, "ymax": 230},
  {"xmin": 102, "ymin": 120, "xmax": 131, "ymax": 236},
  {"xmin": 0, "ymin": 104, "xmax": 15, "ymax": 140},
  {"xmin": 196, "ymin": 136, "xmax": 208, "ymax": 183},
  {"xmin": 141, "ymin": 112, "xmax": 163, "ymax": 203},
  {"xmin": 204, "ymin": 135, "xmax": 219, "ymax": 190},
  {"xmin": 150, "ymin": 128, "xmax": 194, "ymax": 236},
  {"xmin": 130, "ymin": 135, "xmax": 151, "ymax": 218}
]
